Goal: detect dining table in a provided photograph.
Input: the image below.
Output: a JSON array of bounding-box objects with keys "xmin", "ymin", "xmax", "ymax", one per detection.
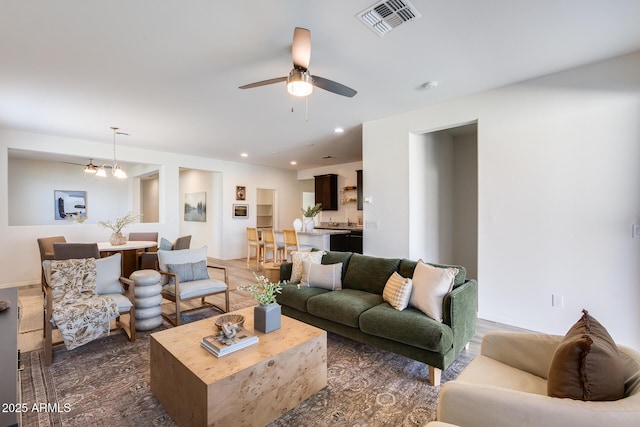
[{"xmin": 98, "ymin": 240, "xmax": 157, "ymax": 277}]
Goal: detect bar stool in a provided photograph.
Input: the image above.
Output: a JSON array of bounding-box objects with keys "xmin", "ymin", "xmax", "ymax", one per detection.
[
  {"xmin": 246, "ymin": 227, "xmax": 264, "ymax": 270},
  {"xmin": 262, "ymin": 228, "xmax": 284, "ymax": 263}
]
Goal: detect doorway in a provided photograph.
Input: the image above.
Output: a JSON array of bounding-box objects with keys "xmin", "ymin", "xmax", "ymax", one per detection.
[
  {"xmin": 257, "ymin": 188, "xmax": 275, "ymax": 228},
  {"xmin": 408, "ymin": 122, "xmax": 478, "ymax": 278}
]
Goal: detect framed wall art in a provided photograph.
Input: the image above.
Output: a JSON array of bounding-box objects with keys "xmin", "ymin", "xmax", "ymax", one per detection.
[
  {"xmin": 236, "ymin": 185, "xmax": 246, "ymax": 201},
  {"xmin": 54, "ymin": 190, "xmax": 87, "ymax": 220},
  {"xmin": 184, "ymin": 192, "xmax": 206, "ymax": 222},
  {"xmin": 233, "ymin": 204, "xmax": 249, "ymax": 218}
]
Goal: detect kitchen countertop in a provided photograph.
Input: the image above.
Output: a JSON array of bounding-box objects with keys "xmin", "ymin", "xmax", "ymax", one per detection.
[{"xmin": 276, "ymin": 229, "xmax": 350, "ymax": 236}]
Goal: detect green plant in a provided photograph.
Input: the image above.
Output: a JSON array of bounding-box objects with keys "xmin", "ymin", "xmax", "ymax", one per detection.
[
  {"xmin": 301, "ymin": 203, "xmax": 322, "ymax": 218},
  {"xmin": 239, "ymin": 273, "xmax": 283, "ymax": 305},
  {"xmin": 98, "ymin": 212, "xmax": 140, "ymax": 233}
]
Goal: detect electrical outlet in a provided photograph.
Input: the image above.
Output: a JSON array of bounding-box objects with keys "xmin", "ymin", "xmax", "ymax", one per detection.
[
  {"xmin": 365, "ymin": 220, "xmax": 379, "ymax": 229},
  {"xmin": 552, "ymin": 294, "xmax": 564, "ymax": 308}
]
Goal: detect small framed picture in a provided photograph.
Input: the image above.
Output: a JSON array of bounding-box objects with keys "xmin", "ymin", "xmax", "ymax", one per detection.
[
  {"xmin": 233, "ymin": 204, "xmax": 249, "ymax": 218},
  {"xmin": 54, "ymin": 190, "xmax": 87, "ymax": 220},
  {"xmin": 236, "ymin": 186, "xmax": 246, "ymax": 201}
]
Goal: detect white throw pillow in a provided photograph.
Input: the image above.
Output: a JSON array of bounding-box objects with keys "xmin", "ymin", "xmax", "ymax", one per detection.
[
  {"xmin": 95, "ymin": 253, "xmax": 124, "ymax": 295},
  {"xmin": 290, "ymin": 251, "xmax": 324, "ymax": 283},
  {"xmin": 383, "ymin": 272, "xmax": 413, "ymax": 311},
  {"xmin": 300, "ymin": 260, "xmax": 343, "ymax": 290},
  {"xmin": 158, "ymin": 246, "xmax": 208, "ymax": 285},
  {"xmin": 409, "ymin": 260, "xmax": 459, "ymax": 322}
]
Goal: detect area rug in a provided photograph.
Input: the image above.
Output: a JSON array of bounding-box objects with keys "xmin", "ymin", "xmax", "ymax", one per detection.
[{"xmin": 21, "ymin": 311, "xmax": 473, "ymax": 427}]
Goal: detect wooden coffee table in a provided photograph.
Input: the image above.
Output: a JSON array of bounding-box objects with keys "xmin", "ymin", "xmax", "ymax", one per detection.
[{"xmin": 150, "ymin": 306, "xmax": 327, "ymax": 426}]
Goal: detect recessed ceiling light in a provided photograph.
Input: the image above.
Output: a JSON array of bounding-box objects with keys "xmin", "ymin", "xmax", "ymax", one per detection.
[
  {"xmin": 334, "ymin": 127, "xmax": 344, "ymax": 133},
  {"xmin": 290, "ymin": 161, "xmax": 297, "ymax": 165},
  {"xmin": 241, "ymin": 153, "xmax": 248, "ymax": 157}
]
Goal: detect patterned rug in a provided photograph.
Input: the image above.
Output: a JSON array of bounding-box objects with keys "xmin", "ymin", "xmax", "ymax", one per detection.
[{"xmin": 21, "ymin": 309, "xmax": 473, "ymax": 427}]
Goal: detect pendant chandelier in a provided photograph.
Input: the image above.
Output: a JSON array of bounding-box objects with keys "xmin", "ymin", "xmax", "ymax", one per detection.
[{"xmin": 85, "ymin": 127, "xmax": 128, "ymax": 179}]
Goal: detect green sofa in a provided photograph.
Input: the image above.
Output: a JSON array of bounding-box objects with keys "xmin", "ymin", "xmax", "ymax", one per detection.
[{"xmin": 276, "ymin": 251, "xmax": 478, "ymax": 385}]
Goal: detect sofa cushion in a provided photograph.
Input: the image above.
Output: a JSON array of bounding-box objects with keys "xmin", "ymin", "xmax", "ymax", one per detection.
[
  {"xmin": 409, "ymin": 260, "xmax": 458, "ymax": 322},
  {"xmin": 307, "ymin": 289, "xmax": 383, "ymax": 328},
  {"xmin": 166, "ymin": 260, "xmax": 209, "ymax": 284},
  {"xmin": 162, "ymin": 278, "xmax": 227, "ymax": 299},
  {"xmin": 301, "ymin": 260, "xmax": 343, "ymax": 290},
  {"xmin": 159, "ymin": 237, "xmax": 173, "ymax": 251},
  {"xmin": 342, "ymin": 253, "xmax": 401, "ymax": 294},
  {"xmin": 276, "ymin": 283, "xmax": 329, "ymax": 312},
  {"xmin": 360, "ymin": 303, "xmax": 454, "ymax": 353},
  {"xmin": 547, "ymin": 309, "xmax": 624, "ymax": 401},
  {"xmin": 102, "ymin": 293, "xmax": 133, "ymax": 312},
  {"xmin": 94, "ymin": 253, "xmax": 123, "ymax": 295},
  {"xmin": 382, "ymin": 272, "xmax": 413, "ymax": 311},
  {"xmin": 321, "ymin": 251, "xmax": 353, "ymax": 281},
  {"xmin": 398, "ymin": 259, "xmax": 466, "ymax": 287},
  {"xmin": 290, "ymin": 251, "xmax": 324, "ymax": 283},
  {"xmin": 157, "ymin": 246, "xmax": 207, "ymax": 285}
]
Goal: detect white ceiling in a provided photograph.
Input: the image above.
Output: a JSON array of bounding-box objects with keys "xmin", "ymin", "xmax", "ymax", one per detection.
[{"xmin": 2, "ymin": 0, "xmax": 640, "ymax": 170}]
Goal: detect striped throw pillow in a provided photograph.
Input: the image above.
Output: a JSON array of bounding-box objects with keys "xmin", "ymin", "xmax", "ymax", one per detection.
[{"xmin": 383, "ymin": 272, "xmax": 413, "ymax": 311}]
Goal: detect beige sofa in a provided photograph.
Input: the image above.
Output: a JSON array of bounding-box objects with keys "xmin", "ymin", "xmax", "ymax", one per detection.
[{"xmin": 436, "ymin": 332, "xmax": 640, "ymax": 427}]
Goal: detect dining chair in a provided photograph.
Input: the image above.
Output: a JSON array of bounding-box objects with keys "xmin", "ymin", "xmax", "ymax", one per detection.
[
  {"xmin": 53, "ymin": 243, "xmax": 100, "ymax": 260},
  {"xmin": 246, "ymin": 227, "xmax": 264, "ymax": 270},
  {"xmin": 283, "ymin": 229, "xmax": 312, "ymax": 261},
  {"xmin": 173, "ymin": 235, "xmax": 192, "ymax": 250},
  {"xmin": 262, "ymin": 228, "xmax": 284, "ymax": 264},
  {"xmin": 129, "ymin": 232, "xmax": 159, "ymax": 269}
]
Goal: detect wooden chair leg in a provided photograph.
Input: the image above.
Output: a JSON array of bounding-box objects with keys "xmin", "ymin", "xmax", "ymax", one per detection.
[
  {"xmin": 225, "ymin": 289, "xmax": 230, "ymax": 313},
  {"xmin": 175, "ymin": 299, "xmax": 181, "ymax": 326},
  {"xmin": 44, "ymin": 317, "xmax": 53, "ymax": 366},
  {"xmin": 429, "ymin": 366, "xmax": 442, "ymax": 386}
]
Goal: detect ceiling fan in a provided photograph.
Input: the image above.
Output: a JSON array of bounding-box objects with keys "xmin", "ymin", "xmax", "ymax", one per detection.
[{"xmin": 239, "ymin": 27, "xmax": 357, "ymax": 98}]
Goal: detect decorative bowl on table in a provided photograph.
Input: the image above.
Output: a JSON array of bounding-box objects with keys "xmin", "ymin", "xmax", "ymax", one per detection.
[{"xmin": 215, "ymin": 314, "xmax": 245, "ymax": 331}]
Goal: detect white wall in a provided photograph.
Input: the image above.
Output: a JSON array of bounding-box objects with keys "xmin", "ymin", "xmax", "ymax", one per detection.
[
  {"xmin": 363, "ymin": 51, "xmax": 640, "ymax": 349},
  {"xmin": 179, "ymin": 169, "xmax": 216, "ymax": 254},
  {"xmin": 409, "ymin": 132, "xmax": 455, "ymax": 262},
  {"xmin": 8, "ymin": 157, "xmax": 130, "ymax": 226},
  {"xmin": 0, "ymin": 128, "xmax": 300, "ymax": 287},
  {"xmin": 452, "ymin": 132, "xmax": 478, "ymax": 279}
]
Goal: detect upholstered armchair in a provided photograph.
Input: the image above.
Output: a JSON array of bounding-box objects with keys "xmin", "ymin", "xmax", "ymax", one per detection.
[
  {"xmin": 42, "ymin": 253, "xmax": 135, "ymax": 365},
  {"xmin": 436, "ymin": 331, "xmax": 640, "ymax": 427},
  {"xmin": 157, "ymin": 245, "xmax": 229, "ymax": 326}
]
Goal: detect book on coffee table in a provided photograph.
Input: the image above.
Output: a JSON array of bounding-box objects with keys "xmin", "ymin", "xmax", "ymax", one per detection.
[{"xmin": 201, "ymin": 328, "xmax": 259, "ymax": 357}]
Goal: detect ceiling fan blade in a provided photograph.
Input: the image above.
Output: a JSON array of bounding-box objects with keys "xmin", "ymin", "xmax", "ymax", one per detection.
[
  {"xmin": 292, "ymin": 27, "xmax": 311, "ymax": 70},
  {"xmin": 239, "ymin": 77, "xmax": 287, "ymax": 89},
  {"xmin": 312, "ymin": 75, "xmax": 357, "ymax": 98}
]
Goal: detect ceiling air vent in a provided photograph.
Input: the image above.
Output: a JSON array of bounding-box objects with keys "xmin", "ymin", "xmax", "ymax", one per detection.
[{"xmin": 357, "ymin": 0, "xmax": 421, "ymax": 36}]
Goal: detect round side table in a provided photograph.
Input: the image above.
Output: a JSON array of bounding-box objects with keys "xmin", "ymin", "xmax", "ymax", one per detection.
[{"xmin": 130, "ymin": 270, "xmax": 163, "ymax": 331}]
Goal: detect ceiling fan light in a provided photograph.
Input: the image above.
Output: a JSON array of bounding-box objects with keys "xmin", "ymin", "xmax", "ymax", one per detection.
[
  {"xmin": 84, "ymin": 160, "xmax": 97, "ymax": 174},
  {"xmin": 96, "ymin": 166, "xmax": 107, "ymax": 177},
  {"xmin": 287, "ymin": 69, "xmax": 313, "ymax": 97}
]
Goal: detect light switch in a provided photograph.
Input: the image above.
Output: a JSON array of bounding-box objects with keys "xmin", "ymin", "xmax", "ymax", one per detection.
[{"xmin": 633, "ymin": 224, "xmax": 640, "ymax": 238}]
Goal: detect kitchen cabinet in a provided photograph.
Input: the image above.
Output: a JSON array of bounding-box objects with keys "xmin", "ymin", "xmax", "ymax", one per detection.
[
  {"xmin": 314, "ymin": 174, "xmax": 338, "ymax": 211},
  {"xmin": 330, "ymin": 230, "xmax": 363, "ymax": 254}
]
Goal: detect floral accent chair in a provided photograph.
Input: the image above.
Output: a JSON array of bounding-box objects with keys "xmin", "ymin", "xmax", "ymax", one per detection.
[{"xmin": 42, "ymin": 253, "xmax": 136, "ymax": 365}]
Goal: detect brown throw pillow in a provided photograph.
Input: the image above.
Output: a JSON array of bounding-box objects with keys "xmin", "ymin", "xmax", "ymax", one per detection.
[{"xmin": 547, "ymin": 309, "xmax": 625, "ymax": 401}]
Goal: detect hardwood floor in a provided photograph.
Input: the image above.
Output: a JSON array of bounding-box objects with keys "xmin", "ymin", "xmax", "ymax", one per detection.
[{"xmin": 19, "ymin": 258, "xmax": 531, "ymax": 358}]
